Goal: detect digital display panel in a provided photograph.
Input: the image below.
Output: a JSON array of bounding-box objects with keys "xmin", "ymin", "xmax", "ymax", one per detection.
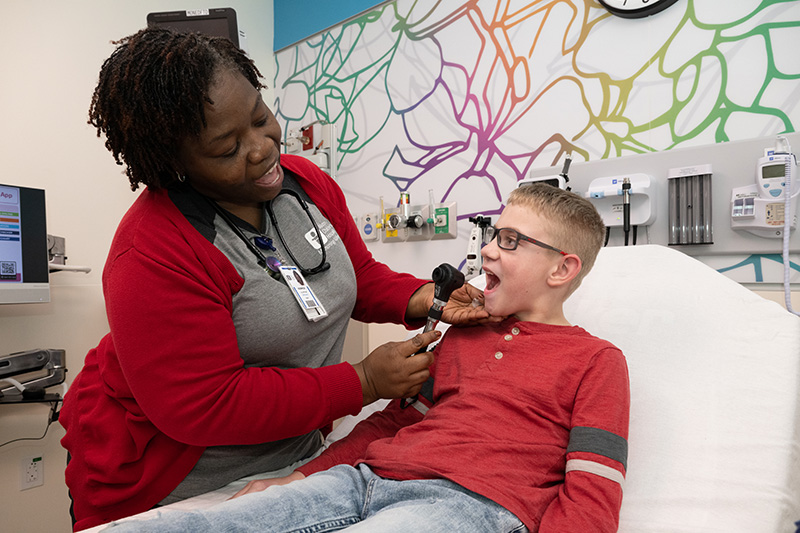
[
  {"xmin": 147, "ymin": 8, "xmax": 239, "ymax": 47},
  {"xmin": 761, "ymin": 163, "xmax": 785, "ymax": 180},
  {"xmin": 0, "ymin": 183, "xmax": 49, "ymax": 304}
]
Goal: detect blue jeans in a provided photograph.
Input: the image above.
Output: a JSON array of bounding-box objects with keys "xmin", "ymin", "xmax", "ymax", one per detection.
[{"xmin": 104, "ymin": 464, "xmax": 527, "ymax": 532}]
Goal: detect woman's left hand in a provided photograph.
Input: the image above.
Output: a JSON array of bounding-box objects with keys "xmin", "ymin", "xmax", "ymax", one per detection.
[{"xmin": 440, "ymin": 283, "xmax": 502, "ymax": 325}]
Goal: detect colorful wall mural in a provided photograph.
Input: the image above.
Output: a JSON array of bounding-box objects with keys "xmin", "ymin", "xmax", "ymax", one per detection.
[{"xmin": 272, "ymin": 0, "xmax": 800, "ymax": 284}]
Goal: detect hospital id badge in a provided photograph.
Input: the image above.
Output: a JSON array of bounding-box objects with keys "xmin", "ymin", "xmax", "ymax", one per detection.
[{"xmin": 279, "ymin": 266, "xmax": 328, "ymax": 322}]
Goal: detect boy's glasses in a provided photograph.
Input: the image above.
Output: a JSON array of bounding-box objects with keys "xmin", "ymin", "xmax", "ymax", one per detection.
[{"xmin": 484, "ymin": 226, "xmax": 567, "ymax": 255}]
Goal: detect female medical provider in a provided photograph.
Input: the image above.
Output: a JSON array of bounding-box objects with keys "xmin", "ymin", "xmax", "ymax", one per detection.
[{"xmin": 60, "ymin": 27, "xmax": 489, "ymax": 531}]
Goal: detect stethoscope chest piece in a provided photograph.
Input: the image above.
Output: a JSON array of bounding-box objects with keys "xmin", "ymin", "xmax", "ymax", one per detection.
[{"xmin": 265, "ymin": 256, "xmax": 283, "ymax": 273}]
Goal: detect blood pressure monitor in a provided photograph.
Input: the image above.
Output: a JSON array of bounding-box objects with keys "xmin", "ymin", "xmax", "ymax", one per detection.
[{"xmin": 758, "ymin": 153, "xmax": 795, "ymax": 199}]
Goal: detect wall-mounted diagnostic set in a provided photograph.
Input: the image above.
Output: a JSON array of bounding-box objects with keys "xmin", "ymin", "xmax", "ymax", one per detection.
[
  {"xmin": 518, "ymin": 153, "xmax": 572, "ymax": 190},
  {"xmin": 464, "ymin": 215, "xmax": 491, "ymax": 280},
  {"xmin": 585, "ymin": 173, "xmax": 657, "ymax": 246}
]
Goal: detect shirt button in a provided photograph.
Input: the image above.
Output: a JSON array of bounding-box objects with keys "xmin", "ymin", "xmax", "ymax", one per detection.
[
  {"xmin": 504, "ymin": 334, "xmax": 513, "ymax": 341},
  {"xmin": 511, "ymin": 327, "xmax": 520, "ymax": 335},
  {"xmin": 495, "ymin": 352, "xmax": 503, "ymax": 360}
]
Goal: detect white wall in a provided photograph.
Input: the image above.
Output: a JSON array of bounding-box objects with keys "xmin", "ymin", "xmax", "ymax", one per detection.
[
  {"xmin": 272, "ymin": 1, "xmax": 800, "ymax": 302},
  {"xmin": 0, "ymin": 2, "xmax": 273, "ymax": 531}
]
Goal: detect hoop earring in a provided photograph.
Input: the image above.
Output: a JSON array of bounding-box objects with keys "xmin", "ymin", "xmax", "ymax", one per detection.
[{"xmin": 177, "ymin": 173, "xmax": 186, "ymax": 183}]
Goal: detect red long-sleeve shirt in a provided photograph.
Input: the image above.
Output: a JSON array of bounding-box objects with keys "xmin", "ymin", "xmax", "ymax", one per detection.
[
  {"xmin": 60, "ymin": 155, "xmax": 427, "ymax": 531},
  {"xmin": 299, "ymin": 318, "xmax": 630, "ymax": 532}
]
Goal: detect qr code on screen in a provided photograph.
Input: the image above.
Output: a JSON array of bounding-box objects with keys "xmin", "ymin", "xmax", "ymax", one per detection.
[{"xmin": 1, "ymin": 261, "xmax": 17, "ymax": 278}]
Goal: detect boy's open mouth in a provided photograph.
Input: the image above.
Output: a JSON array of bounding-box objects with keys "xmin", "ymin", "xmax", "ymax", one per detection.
[{"xmin": 484, "ymin": 271, "xmax": 500, "ymax": 291}]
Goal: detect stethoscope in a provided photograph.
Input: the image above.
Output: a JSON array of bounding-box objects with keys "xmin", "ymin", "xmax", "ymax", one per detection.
[{"xmin": 207, "ymin": 189, "xmax": 331, "ymax": 277}]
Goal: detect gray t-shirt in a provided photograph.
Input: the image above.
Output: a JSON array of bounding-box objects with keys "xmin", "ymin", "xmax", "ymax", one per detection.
[{"xmin": 162, "ymin": 172, "xmax": 357, "ymax": 503}]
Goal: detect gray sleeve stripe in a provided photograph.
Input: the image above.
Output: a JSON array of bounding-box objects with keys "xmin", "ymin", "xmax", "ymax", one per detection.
[{"xmin": 567, "ymin": 426, "xmax": 628, "ymax": 469}]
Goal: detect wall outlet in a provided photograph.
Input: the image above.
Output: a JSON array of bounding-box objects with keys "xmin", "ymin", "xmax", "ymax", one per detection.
[{"xmin": 20, "ymin": 454, "xmax": 44, "ymax": 490}]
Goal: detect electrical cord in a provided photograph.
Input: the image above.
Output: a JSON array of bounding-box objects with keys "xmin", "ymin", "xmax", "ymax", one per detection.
[
  {"xmin": 782, "ymin": 152, "xmax": 799, "ymax": 316},
  {"xmin": 773, "ymin": 135, "xmax": 799, "ymax": 316},
  {"xmin": 0, "ymin": 398, "xmax": 62, "ymax": 449}
]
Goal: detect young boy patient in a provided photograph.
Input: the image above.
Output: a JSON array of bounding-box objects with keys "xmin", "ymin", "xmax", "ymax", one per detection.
[{"xmin": 105, "ymin": 183, "xmax": 630, "ymax": 532}]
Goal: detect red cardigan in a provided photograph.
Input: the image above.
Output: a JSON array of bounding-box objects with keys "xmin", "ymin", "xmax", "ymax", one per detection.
[
  {"xmin": 299, "ymin": 319, "xmax": 630, "ymax": 532},
  {"xmin": 60, "ymin": 155, "xmax": 427, "ymax": 531}
]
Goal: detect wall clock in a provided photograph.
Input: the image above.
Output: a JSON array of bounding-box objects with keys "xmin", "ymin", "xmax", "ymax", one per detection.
[{"xmin": 598, "ymin": 0, "xmax": 680, "ymax": 19}]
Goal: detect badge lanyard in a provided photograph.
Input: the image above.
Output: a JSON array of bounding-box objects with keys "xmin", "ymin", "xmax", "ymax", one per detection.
[{"xmin": 206, "ymin": 192, "xmax": 329, "ymax": 322}]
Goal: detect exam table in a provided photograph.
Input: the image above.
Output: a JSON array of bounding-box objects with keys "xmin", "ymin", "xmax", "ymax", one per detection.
[{"xmin": 85, "ymin": 245, "xmax": 800, "ymax": 532}]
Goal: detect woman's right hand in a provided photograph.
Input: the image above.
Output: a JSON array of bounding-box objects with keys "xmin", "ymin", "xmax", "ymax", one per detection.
[{"xmin": 352, "ymin": 330, "xmax": 441, "ymax": 406}]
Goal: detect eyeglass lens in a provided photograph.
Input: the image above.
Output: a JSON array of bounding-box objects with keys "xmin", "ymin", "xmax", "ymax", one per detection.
[{"xmin": 484, "ymin": 227, "xmax": 519, "ymax": 250}]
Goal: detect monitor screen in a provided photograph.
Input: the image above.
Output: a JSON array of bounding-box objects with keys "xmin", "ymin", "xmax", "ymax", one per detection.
[
  {"xmin": 761, "ymin": 162, "xmax": 785, "ymax": 180},
  {"xmin": 0, "ymin": 183, "xmax": 49, "ymax": 304},
  {"xmin": 147, "ymin": 8, "xmax": 239, "ymax": 48}
]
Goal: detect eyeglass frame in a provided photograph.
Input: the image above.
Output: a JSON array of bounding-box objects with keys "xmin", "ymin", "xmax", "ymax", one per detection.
[{"xmin": 484, "ymin": 226, "xmax": 568, "ymax": 256}]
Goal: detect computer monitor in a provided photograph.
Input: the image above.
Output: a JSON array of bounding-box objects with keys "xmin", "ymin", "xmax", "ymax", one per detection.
[
  {"xmin": 0, "ymin": 183, "xmax": 49, "ymax": 304},
  {"xmin": 147, "ymin": 7, "xmax": 240, "ymax": 48}
]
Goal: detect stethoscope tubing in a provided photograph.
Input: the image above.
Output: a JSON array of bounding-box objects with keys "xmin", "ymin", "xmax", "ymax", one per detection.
[{"xmin": 205, "ymin": 188, "xmax": 330, "ymax": 276}]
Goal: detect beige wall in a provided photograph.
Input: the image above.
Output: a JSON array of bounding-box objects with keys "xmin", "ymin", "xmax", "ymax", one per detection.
[
  {"xmin": 0, "ymin": 2, "xmax": 273, "ymax": 531},
  {"xmin": 753, "ymin": 289, "xmax": 800, "ymax": 313}
]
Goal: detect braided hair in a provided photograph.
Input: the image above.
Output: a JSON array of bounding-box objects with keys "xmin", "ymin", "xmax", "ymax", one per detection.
[{"xmin": 88, "ymin": 27, "xmax": 265, "ymax": 190}]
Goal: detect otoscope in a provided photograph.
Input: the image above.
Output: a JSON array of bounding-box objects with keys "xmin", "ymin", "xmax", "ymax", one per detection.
[
  {"xmin": 402, "ymin": 263, "xmax": 464, "ymax": 408},
  {"xmin": 414, "ymin": 263, "xmax": 465, "ymax": 355}
]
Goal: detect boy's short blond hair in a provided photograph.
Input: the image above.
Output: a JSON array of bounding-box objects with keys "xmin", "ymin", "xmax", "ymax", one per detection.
[{"xmin": 507, "ymin": 183, "xmax": 605, "ymax": 294}]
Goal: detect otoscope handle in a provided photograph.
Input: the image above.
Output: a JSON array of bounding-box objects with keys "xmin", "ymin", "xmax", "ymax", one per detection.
[
  {"xmin": 414, "ymin": 263, "xmax": 465, "ymax": 354},
  {"xmin": 423, "ymin": 307, "xmax": 444, "ymax": 329},
  {"xmin": 622, "ymin": 179, "xmax": 632, "ymax": 234}
]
